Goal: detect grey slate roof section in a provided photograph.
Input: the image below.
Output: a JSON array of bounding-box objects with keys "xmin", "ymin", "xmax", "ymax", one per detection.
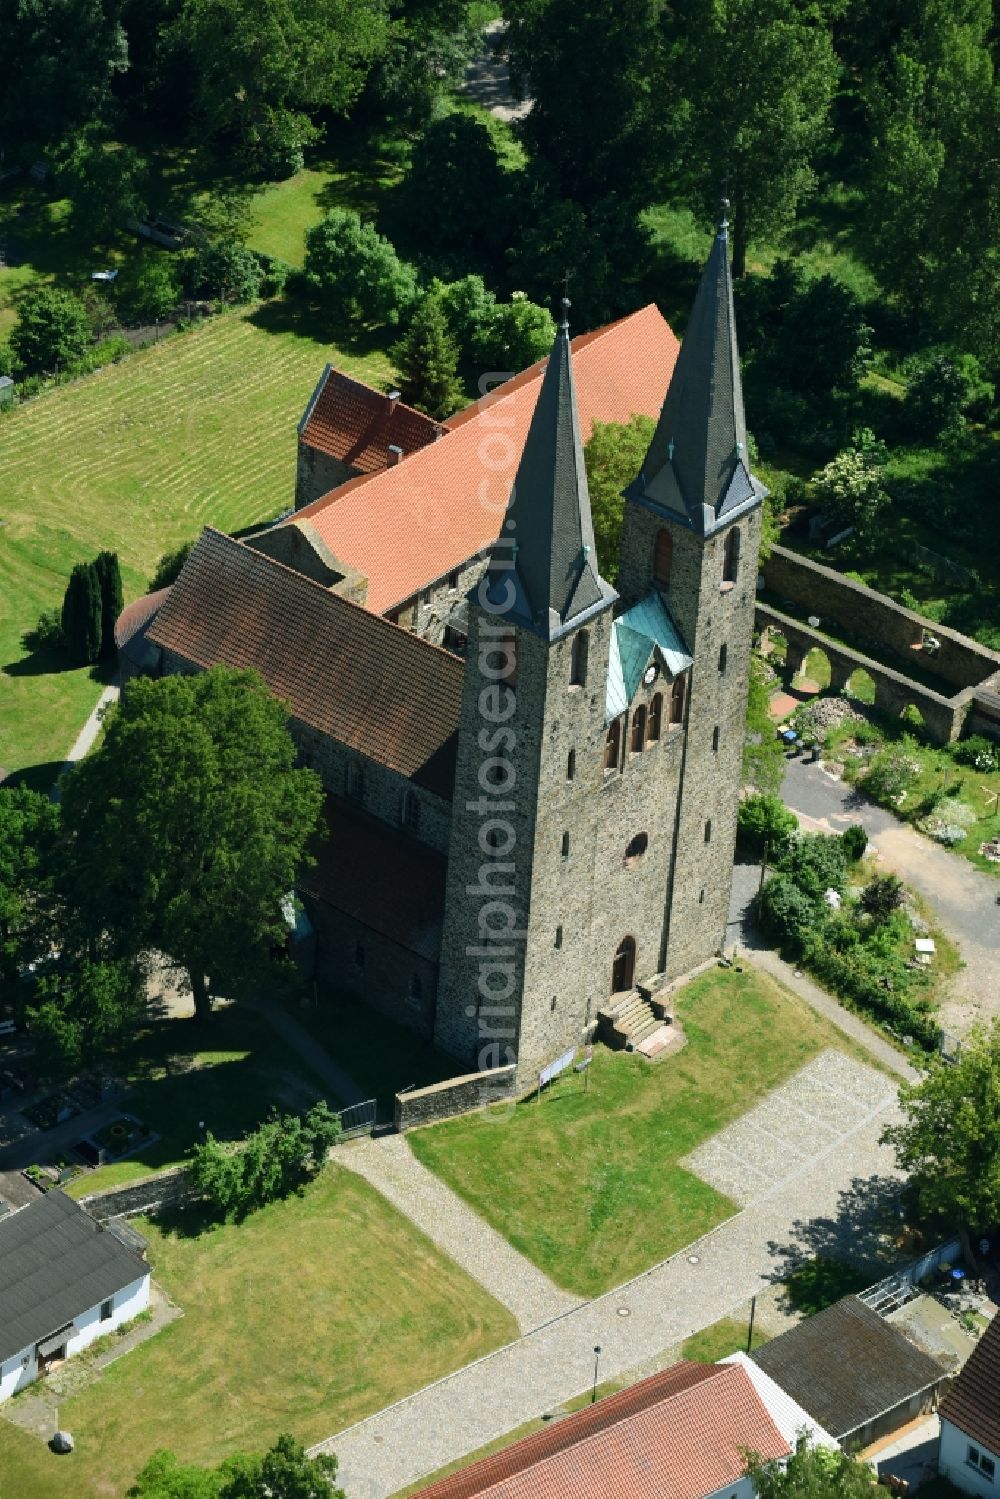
[
  {"xmin": 627, "ymin": 214, "xmax": 766, "ymax": 536},
  {"xmin": 751, "ymin": 1296, "xmax": 946, "ymax": 1441},
  {"xmin": 0, "ymin": 1190, "xmax": 148, "ymax": 1365},
  {"xmin": 482, "ymin": 316, "xmax": 616, "ymax": 641}
]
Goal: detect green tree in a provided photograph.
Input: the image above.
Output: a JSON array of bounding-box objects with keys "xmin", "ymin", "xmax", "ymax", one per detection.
[
  {"xmin": 862, "ymin": 0, "xmax": 1000, "ymax": 354},
  {"xmin": 61, "ymin": 561, "xmax": 104, "ymax": 665},
  {"xmin": 10, "ymin": 288, "xmax": 91, "ymax": 375},
  {"xmin": 130, "ymin": 1447, "xmax": 225, "ymax": 1498},
  {"xmin": 394, "ymin": 295, "xmax": 464, "ymax": 420},
  {"xmin": 810, "ymin": 429, "xmax": 888, "ymax": 543},
  {"xmin": 677, "ymin": 0, "xmax": 840, "ymax": 276},
  {"xmin": 778, "ymin": 831, "xmax": 847, "ymax": 898},
  {"xmin": 882, "ymin": 1021, "xmax": 1000, "ymax": 1252},
  {"xmin": 27, "ymin": 957, "xmax": 148, "ymax": 1079},
  {"xmin": 903, "ymin": 354, "xmax": 994, "ymax": 441},
  {"xmin": 0, "ymin": 0, "xmax": 128, "ymax": 152},
  {"xmin": 747, "ymin": 1436, "xmax": 890, "ymax": 1497},
  {"xmin": 190, "ymin": 1104, "xmax": 342, "ymax": 1218},
  {"xmin": 193, "ymin": 241, "xmax": 264, "ymax": 305},
  {"xmin": 170, "ymin": 0, "xmax": 389, "ymax": 172},
  {"xmin": 59, "ymin": 666, "xmax": 325, "ymax": 1022},
  {"xmin": 737, "ymin": 793, "xmax": 798, "ymax": 859},
  {"xmin": 117, "ymin": 253, "xmax": 182, "ymax": 323},
  {"xmin": 583, "ymin": 414, "xmax": 655, "ymax": 583},
  {"xmin": 61, "ymin": 137, "xmax": 149, "ymax": 246},
  {"xmin": 150, "ymin": 541, "xmax": 195, "ymax": 591},
  {"xmin": 859, "ymin": 872, "xmax": 905, "ymax": 923},
  {"xmin": 366, "ymin": 0, "xmax": 485, "ymax": 129},
  {"xmin": 511, "ymin": 191, "xmax": 651, "ymax": 327},
  {"xmin": 472, "ymin": 293, "xmax": 556, "ymax": 376},
  {"xmin": 303, "ymin": 210, "xmax": 417, "ymax": 328},
  {"xmin": 841, "ymin": 822, "xmax": 868, "ymax": 861},
  {"xmin": 0, "ymin": 788, "xmax": 60, "ymax": 996},
  {"xmin": 505, "ymin": 0, "xmax": 673, "ymax": 209},
  {"xmin": 397, "ymin": 113, "xmax": 512, "ymax": 265},
  {"xmin": 755, "ymin": 872, "xmax": 819, "ymax": 949},
  {"xmin": 219, "ymin": 1434, "xmax": 344, "ymax": 1499},
  {"xmin": 94, "ymin": 549, "xmax": 124, "ymax": 659}
]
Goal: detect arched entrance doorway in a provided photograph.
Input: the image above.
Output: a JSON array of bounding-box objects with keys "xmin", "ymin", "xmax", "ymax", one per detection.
[{"xmin": 611, "ymin": 936, "xmax": 636, "ymax": 994}]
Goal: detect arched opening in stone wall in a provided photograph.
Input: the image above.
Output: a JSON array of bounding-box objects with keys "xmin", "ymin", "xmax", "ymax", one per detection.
[
  {"xmin": 794, "ymin": 645, "xmax": 831, "ymax": 693},
  {"xmin": 846, "ymin": 667, "xmax": 876, "ymax": 705},
  {"xmin": 611, "ymin": 936, "xmax": 636, "ymax": 994},
  {"xmin": 900, "ymin": 702, "xmax": 929, "ymax": 736}
]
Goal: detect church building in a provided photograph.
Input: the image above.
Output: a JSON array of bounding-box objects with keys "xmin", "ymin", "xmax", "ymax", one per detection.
[{"xmin": 118, "ymin": 209, "xmax": 764, "ymax": 1087}]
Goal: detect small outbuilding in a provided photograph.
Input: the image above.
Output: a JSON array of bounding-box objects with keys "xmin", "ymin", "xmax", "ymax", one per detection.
[
  {"xmin": 751, "ymin": 1295, "xmax": 948, "ymax": 1451},
  {"xmin": 938, "ymin": 1310, "xmax": 1000, "ymax": 1496},
  {"xmin": 0, "ymin": 1190, "xmax": 150, "ymax": 1402}
]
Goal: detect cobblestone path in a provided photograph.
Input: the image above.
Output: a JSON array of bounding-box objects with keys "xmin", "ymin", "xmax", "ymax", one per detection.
[{"xmin": 338, "ymin": 1134, "xmax": 582, "ymax": 1334}]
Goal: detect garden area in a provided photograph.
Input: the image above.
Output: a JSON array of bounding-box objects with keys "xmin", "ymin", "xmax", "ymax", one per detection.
[
  {"xmin": 0, "ymin": 1165, "xmax": 517, "ymax": 1499},
  {"xmin": 409, "ymin": 964, "xmax": 878, "ymax": 1298}
]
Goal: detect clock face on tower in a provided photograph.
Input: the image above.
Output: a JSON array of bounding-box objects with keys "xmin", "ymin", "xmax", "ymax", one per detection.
[{"xmin": 643, "ymin": 664, "xmax": 658, "ymax": 686}]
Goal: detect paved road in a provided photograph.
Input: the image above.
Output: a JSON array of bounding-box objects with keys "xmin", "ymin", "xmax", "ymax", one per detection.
[
  {"xmin": 313, "ymin": 1052, "xmax": 902, "ymax": 1498},
  {"xmin": 779, "ymin": 756, "xmax": 1000, "ymax": 1033}
]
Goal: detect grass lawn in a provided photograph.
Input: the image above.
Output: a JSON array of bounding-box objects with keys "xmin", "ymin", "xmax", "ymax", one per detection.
[
  {"xmin": 410, "ymin": 964, "xmax": 878, "ymax": 1298},
  {"xmin": 0, "ymin": 1166, "xmax": 517, "ymax": 1499},
  {"xmin": 63, "ymin": 1004, "xmax": 331, "ymax": 1197},
  {"xmin": 288, "ymin": 991, "xmax": 460, "ymax": 1113},
  {"xmin": 680, "ymin": 1314, "xmax": 771, "ymax": 1363},
  {"xmin": 0, "ymin": 308, "xmax": 396, "ymax": 784}
]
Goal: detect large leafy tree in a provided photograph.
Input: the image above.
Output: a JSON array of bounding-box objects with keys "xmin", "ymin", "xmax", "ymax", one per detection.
[
  {"xmin": 0, "ymin": 0, "xmax": 128, "ymax": 151},
  {"xmin": 395, "ymin": 113, "xmax": 513, "ymax": 269},
  {"xmin": 675, "ymin": 0, "xmax": 840, "ymax": 276},
  {"xmin": 505, "ymin": 0, "xmax": 674, "ymax": 210},
  {"xmin": 169, "ymin": 0, "xmax": 389, "ymax": 171},
  {"xmin": 748, "ymin": 1437, "xmax": 890, "ymax": 1497},
  {"xmin": 303, "ymin": 210, "xmax": 417, "ymax": 327},
  {"xmin": 394, "ymin": 294, "xmax": 464, "ymax": 420},
  {"xmin": 0, "ymin": 787, "xmax": 60, "ymax": 997},
  {"xmin": 882, "ymin": 1021, "xmax": 1000, "ymax": 1255},
  {"xmin": 862, "ymin": 0, "xmax": 1000, "ymax": 354},
  {"xmin": 131, "ymin": 1435, "xmax": 344, "ymax": 1499},
  {"xmin": 59, "ymin": 666, "xmax": 324, "ymax": 1022},
  {"xmin": 583, "ymin": 415, "xmax": 655, "ymax": 583},
  {"xmin": 10, "ymin": 288, "xmax": 91, "ymax": 376}
]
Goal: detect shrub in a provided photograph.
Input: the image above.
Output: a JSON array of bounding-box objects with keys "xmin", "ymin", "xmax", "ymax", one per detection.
[
  {"xmin": 859, "ymin": 742, "xmax": 921, "ymax": 805},
  {"xmin": 303, "ymin": 210, "xmax": 417, "ymax": 328},
  {"xmin": 810, "ymin": 428, "xmax": 888, "ymax": 544},
  {"xmin": 754, "ymin": 873, "xmax": 820, "ymax": 951},
  {"xmin": 903, "ymin": 353, "xmax": 995, "ymax": 440},
  {"xmin": 859, "ymin": 873, "xmax": 905, "ymax": 923},
  {"xmin": 778, "ymin": 832, "xmax": 847, "ymax": 899},
  {"xmin": 116, "ymin": 253, "xmax": 181, "ymax": 323},
  {"xmin": 189, "ymin": 1102, "xmax": 342, "ymax": 1219},
  {"xmin": 193, "ymin": 239, "xmax": 264, "ymax": 305},
  {"xmin": 471, "ymin": 292, "xmax": 556, "ymax": 374},
  {"xmin": 948, "ymin": 735, "xmax": 1000, "ymax": 773},
  {"xmin": 841, "ymin": 823, "xmax": 868, "ymax": 861},
  {"xmin": 150, "ymin": 541, "xmax": 195, "ymax": 591},
  {"xmin": 11, "ymin": 288, "xmax": 91, "ymax": 375},
  {"xmin": 737, "ymin": 794, "xmax": 798, "ymax": 859},
  {"xmin": 27, "ymin": 609, "xmax": 64, "ymax": 650}
]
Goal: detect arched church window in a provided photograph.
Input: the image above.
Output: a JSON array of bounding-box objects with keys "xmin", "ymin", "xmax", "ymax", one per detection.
[
  {"xmin": 346, "ymin": 760, "xmax": 365, "ymax": 802},
  {"xmin": 611, "ymin": 936, "xmax": 636, "ymax": 994},
  {"xmin": 647, "ymin": 694, "xmax": 663, "ymax": 743},
  {"xmin": 654, "ymin": 529, "xmax": 673, "ymax": 585},
  {"xmin": 401, "ymin": 788, "xmax": 420, "ymax": 831},
  {"xmin": 718, "ymin": 642, "xmax": 728, "ymax": 674},
  {"xmin": 723, "ymin": 527, "xmax": 741, "ymax": 586},
  {"xmin": 569, "ymin": 630, "xmax": 589, "ymax": 687},
  {"xmin": 604, "ymin": 718, "xmax": 621, "ymax": 773},
  {"xmin": 670, "ymin": 675, "xmax": 686, "ymax": 725},
  {"xmin": 630, "ymin": 705, "xmax": 646, "ymax": 753}
]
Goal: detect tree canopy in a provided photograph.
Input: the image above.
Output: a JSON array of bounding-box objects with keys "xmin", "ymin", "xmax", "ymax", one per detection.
[
  {"xmin": 130, "ymin": 1433, "xmax": 345, "ymax": 1499},
  {"xmin": 59, "ymin": 666, "xmax": 324, "ymax": 1021},
  {"xmin": 0, "ymin": 0, "xmax": 128, "ymax": 151},
  {"xmin": 303, "ymin": 210, "xmax": 417, "ymax": 327},
  {"xmin": 882, "ymin": 1020, "xmax": 1000, "ymax": 1246},
  {"xmin": 747, "ymin": 1437, "xmax": 890, "ymax": 1497}
]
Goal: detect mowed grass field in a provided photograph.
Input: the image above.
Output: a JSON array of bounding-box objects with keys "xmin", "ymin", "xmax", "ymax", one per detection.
[
  {"xmin": 0, "ymin": 309, "xmax": 396, "ymax": 782},
  {"xmin": 0, "ymin": 1166, "xmax": 517, "ymax": 1499},
  {"xmin": 410, "ymin": 965, "xmax": 879, "ymax": 1298}
]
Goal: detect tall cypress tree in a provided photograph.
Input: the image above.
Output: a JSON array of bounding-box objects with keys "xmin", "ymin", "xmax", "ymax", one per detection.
[
  {"xmin": 394, "ymin": 295, "xmax": 464, "ymax": 421},
  {"xmin": 61, "ymin": 563, "xmax": 103, "ymax": 665},
  {"xmin": 94, "ymin": 550, "xmax": 123, "ymax": 659}
]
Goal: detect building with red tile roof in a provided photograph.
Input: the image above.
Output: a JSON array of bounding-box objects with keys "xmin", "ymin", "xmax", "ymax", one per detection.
[
  {"xmin": 295, "ymin": 366, "xmax": 443, "ymax": 510},
  {"xmin": 938, "ymin": 1309, "xmax": 1000, "ymax": 1495},
  {"xmin": 407, "ymin": 1362, "xmax": 789, "ymax": 1499}
]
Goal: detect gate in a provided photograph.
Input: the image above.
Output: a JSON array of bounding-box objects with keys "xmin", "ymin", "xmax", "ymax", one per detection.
[{"xmin": 337, "ymin": 1098, "xmax": 377, "ymax": 1139}]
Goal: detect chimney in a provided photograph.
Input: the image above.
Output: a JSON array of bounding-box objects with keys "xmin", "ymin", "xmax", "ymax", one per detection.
[
  {"xmin": 387, "ymin": 389, "xmax": 401, "ymax": 408},
  {"xmin": 388, "ymin": 444, "xmax": 403, "ymax": 467}
]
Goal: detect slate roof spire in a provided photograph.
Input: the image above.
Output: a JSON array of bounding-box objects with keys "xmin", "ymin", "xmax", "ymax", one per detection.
[
  {"xmin": 482, "ymin": 301, "xmax": 616, "ymax": 639},
  {"xmin": 627, "ymin": 200, "xmax": 766, "ymax": 535}
]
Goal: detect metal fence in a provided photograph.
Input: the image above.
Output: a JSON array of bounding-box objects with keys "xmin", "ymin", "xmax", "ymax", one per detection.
[
  {"xmin": 860, "ymin": 1237, "xmax": 962, "ymax": 1316},
  {"xmin": 338, "ymin": 1098, "xmax": 377, "ymax": 1139}
]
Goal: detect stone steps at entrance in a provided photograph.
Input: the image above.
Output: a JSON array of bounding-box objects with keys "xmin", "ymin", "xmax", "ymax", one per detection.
[{"xmin": 596, "ymin": 989, "xmax": 664, "ymax": 1051}]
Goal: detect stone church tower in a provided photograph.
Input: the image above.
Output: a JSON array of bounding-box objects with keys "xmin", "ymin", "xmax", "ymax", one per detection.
[{"xmin": 436, "ymin": 207, "xmax": 765, "ymax": 1083}]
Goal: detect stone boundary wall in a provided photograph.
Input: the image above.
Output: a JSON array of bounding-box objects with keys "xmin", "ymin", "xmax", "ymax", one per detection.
[
  {"xmin": 395, "ymin": 1065, "xmax": 517, "ymax": 1130},
  {"xmin": 80, "ymin": 1165, "xmax": 192, "ymax": 1221},
  {"xmin": 762, "ymin": 545, "xmax": 1000, "ymax": 692},
  {"xmin": 755, "ymin": 603, "xmax": 968, "ymax": 745}
]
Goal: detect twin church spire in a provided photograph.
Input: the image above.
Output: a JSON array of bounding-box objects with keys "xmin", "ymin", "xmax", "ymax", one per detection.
[{"xmin": 483, "ymin": 204, "xmax": 762, "ymax": 637}]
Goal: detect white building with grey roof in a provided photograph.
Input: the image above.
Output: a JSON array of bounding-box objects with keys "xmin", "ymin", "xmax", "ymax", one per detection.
[{"xmin": 0, "ymin": 1189, "xmax": 150, "ymax": 1401}]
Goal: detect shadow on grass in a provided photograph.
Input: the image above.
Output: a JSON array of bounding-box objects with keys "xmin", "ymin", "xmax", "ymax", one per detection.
[
  {"xmin": 3, "ymin": 761, "xmax": 67, "ymax": 795},
  {"xmin": 245, "ymin": 296, "xmax": 396, "ymax": 367}
]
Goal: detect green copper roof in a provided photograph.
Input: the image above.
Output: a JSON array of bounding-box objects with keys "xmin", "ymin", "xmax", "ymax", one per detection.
[
  {"xmin": 627, "ymin": 210, "xmax": 766, "ymax": 536},
  {"xmin": 481, "ymin": 310, "xmax": 615, "ymax": 640},
  {"xmin": 606, "ymin": 592, "xmax": 692, "ymax": 721}
]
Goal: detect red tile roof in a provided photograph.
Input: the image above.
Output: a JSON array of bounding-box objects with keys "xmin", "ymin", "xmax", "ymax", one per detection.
[
  {"xmin": 409, "ymin": 1362, "xmax": 789, "ymax": 1499},
  {"xmin": 146, "ymin": 528, "xmax": 463, "ymax": 794},
  {"xmin": 301, "ymin": 367, "xmax": 442, "ymax": 474},
  {"xmin": 300, "ymin": 799, "xmax": 447, "ymax": 958},
  {"xmin": 294, "ymin": 304, "xmax": 679, "ymax": 614},
  {"xmin": 114, "ymin": 587, "xmax": 172, "ymax": 650},
  {"xmin": 940, "ymin": 1310, "xmax": 1000, "ymax": 1455}
]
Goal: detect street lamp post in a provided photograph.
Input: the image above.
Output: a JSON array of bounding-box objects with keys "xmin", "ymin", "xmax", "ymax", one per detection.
[{"xmin": 591, "ymin": 1345, "xmax": 602, "ymax": 1404}]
